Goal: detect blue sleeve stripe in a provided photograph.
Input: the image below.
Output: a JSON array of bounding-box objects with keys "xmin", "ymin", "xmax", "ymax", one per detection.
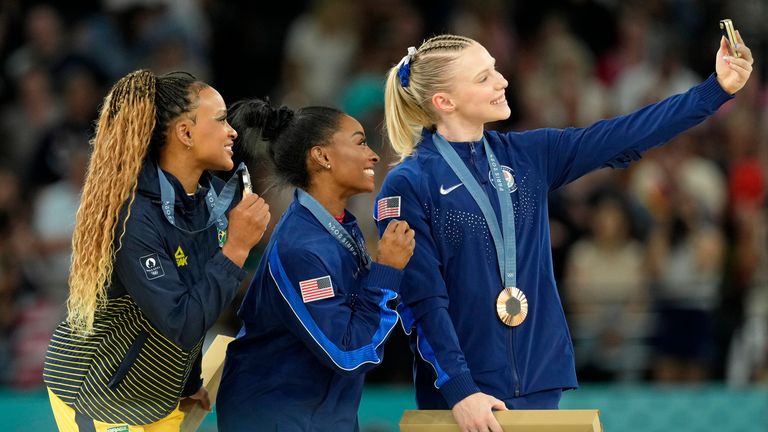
[
  {"xmin": 397, "ymin": 303, "xmax": 415, "ymax": 334},
  {"xmin": 397, "ymin": 304, "xmax": 450, "ymax": 388},
  {"xmin": 268, "ymin": 245, "xmax": 399, "ymax": 371}
]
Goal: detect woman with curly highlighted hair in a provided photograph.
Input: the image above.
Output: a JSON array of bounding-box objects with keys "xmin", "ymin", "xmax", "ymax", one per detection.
[{"xmin": 43, "ymin": 70, "xmax": 270, "ymax": 431}]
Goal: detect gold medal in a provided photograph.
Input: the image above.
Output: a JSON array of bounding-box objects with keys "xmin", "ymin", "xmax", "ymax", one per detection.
[{"xmin": 496, "ymin": 287, "xmax": 528, "ymax": 327}]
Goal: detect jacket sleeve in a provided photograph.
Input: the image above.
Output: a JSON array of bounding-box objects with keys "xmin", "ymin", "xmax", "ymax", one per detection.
[
  {"xmin": 375, "ymin": 172, "xmax": 481, "ymax": 407},
  {"xmin": 180, "ymin": 353, "xmax": 203, "ymax": 397},
  {"xmin": 516, "ymin": 73, "xmax": 733, "ymax": 190},
  {"xmin": 114, "ymin": 211, "xmax": 247, "ymax": 351},
  {"xmin": 265, "ymin": 241, "xmax": 403, "ymax": 376}
]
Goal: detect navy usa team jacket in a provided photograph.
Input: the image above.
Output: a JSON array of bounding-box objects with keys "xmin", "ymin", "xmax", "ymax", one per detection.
[
  {"xmin": 217, "ymin": 192, "xmax": 403, "ymax": 431},
  {"xmin": 374, "ymin": 74, "xmax": 732, "ymax": 409}
]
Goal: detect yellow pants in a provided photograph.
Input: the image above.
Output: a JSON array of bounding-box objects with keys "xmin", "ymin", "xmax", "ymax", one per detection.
[{"xmin": 47, "ymin": 388, "xmax": 186, "ymax": 432}]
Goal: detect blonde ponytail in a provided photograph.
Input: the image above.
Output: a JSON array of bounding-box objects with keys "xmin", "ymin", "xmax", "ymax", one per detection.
[{"xmin": 383, "ymin": 34, "xmax": 476, "ymax": 161}]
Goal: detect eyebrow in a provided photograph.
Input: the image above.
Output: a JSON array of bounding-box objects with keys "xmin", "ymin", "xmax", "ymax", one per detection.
[
  {"xmin": 473, "ymin": 58, "xmax": 497, "ymax": 80},
  {"xmin": 351, "ymin": 131, "xmax": 365, "ymax": 138}
]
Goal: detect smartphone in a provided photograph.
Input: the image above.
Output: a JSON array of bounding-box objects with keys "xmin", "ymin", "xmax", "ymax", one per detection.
[
  {"xmin": 719, "ymin": 19, "xmax": 741, "ymax": 58},
  {"xmin": 240, "ymin": 166, "xmax": 253, "ymax": 195}
]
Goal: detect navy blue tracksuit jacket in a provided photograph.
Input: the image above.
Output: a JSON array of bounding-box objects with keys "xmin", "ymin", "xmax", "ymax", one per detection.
[
  {"xmin": 374, "ymin": 74, "xmax": 733, "ymax": 409},
  {"xmin": 217, "ymin": 193, "xmax": 403, "ymax": 431}
]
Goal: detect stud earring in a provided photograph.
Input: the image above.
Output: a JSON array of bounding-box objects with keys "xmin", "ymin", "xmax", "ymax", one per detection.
[{"xmin": 326, "ymin": 164, "xmax": 331, "ymax": 169}]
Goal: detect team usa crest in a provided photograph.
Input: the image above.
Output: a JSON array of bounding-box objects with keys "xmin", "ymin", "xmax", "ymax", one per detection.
[{"xmin": 489, "ymin": 165, "xmax": 517, "ymax": 193}]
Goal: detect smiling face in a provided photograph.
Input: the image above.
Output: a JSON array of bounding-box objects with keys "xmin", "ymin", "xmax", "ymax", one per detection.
[
  {"xmin": 186, "ymin": 86, "xmax": 238, "ymax": 171},
  {"xmin": 441, "ymin": 42, "xmax": 510, "ymax": 128},
  {"xmin": 322, "ymin": 114, "xmax": 380, "ymax": 196}
]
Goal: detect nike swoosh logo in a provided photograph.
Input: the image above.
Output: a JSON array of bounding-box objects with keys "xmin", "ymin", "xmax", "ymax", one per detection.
[{"xmin": 439, "ymin": 183, "xmax": 464, "ymax": 195}]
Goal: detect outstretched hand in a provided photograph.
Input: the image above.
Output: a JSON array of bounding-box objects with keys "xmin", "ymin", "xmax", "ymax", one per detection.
[{"xmin": 716, "ymin": 30, "xmax": 754, "ymax": 94}]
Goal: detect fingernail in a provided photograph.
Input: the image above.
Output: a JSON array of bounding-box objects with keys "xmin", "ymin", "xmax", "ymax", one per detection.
[{"xmin": 735, "ymin": 43, "xmax": 740, "ymax": 50}]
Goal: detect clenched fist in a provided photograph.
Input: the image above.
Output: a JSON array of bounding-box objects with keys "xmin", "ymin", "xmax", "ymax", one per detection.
[
  {"xmin": 222, "ymin": 193, "xmax": 271, "ymax": 266},
  {"xmin": 377, "ymin": 220, "xmax": 415, "ymax": 270}
]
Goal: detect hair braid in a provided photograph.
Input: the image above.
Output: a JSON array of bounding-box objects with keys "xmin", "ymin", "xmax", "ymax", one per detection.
[
  {"xmin": 384, "ymin": 34, "xmax": 476, "ymax": 160},
  {"xmin": 67, "ymin": 70, "xmax": 157, "ymax": 334}
]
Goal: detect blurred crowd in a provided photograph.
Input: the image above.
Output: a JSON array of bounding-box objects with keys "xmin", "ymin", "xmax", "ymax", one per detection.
[{"xmin": 0, "ymin": 0, "xmax": 766, "ymax": 391}]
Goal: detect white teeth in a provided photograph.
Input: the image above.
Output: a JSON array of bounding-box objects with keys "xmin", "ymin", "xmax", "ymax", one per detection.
[
  {"xmin": 491, "ymin": 96, "xmax": 505, "ymax": 105},
  {"xmin": 363, "ymin": 168, "xmax": 375, "ymax": 176}
]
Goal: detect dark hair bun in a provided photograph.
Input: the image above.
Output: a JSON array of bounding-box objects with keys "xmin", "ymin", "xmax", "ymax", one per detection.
[
  {"xmin": 262, "ymin": 105, "xmax": 294, "ymax": 141},
  {"xmin": 229, "ymin": 98, "xmax": 294, "ymax": 142}
]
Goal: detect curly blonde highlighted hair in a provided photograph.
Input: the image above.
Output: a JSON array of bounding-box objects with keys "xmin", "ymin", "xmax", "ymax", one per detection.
[
  {"xmin": 66, "ymin": 70, "xmax": 156, "ymax": 334},
  {"xmin": 384, "ymin": 34, "xmax": 475, "ymax": 161},
  {"xmin": 67, "ymin": 70, "xmax": 206, "ymax": 334}
]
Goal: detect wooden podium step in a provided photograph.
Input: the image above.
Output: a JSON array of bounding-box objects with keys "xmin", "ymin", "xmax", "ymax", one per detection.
[{"xmin": 400, "ymin": 409, "xmax": 603, "ymax": 431}]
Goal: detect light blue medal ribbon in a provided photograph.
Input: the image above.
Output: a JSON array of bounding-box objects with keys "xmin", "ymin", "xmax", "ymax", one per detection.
[
  {"xmin": 432, "ymin": 132, "xmax": 528, "ymax": 326},
  {"xmin": 157, "ymin": 162, "xmax": 247, "ymax": 247},
  {"xmin": 297, "ymin": 188, "xmax": 372, "ymax": 273}
]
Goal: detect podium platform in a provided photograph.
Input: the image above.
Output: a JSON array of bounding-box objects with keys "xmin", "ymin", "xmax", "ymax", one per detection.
[
  {"xmin": 400, "ymin": 409, "xmax": 603, "ymax": 431},
  {"xmin": 180, "ymin": 335, "xmax": 234, "ymax": 432}
]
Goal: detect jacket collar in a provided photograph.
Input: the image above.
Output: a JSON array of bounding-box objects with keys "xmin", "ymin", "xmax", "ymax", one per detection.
[
  {"xmin": 136, "ymin": 158, "xmax": 213, "ymax": 207},
  {"xmin": 416, "ymin": 127, "xmax": 488, "ymax": 160}
]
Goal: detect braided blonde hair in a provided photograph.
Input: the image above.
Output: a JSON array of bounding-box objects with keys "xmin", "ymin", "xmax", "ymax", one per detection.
[
  {"xmin": 67, "ymin": 70, "xmax": 156, "ymax": 334},
  {"xmin": 67, "ymin": 70, "xmax": 207, "ymax": 334},
  {"xmin": 384, "ymin": 34, "xmax": 475, "ymax": 161}
]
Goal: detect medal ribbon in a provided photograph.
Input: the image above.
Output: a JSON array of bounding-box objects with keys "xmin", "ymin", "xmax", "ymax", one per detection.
[
  {"xmin": 432, "ymin": 132, "xmax": 516, "ymax": 288},
  {"xmin": 297, "ymin": 188, "xmax": 372, "ymax": 271},
  {"xmin": 157, "ymin": 162, "xmax": 247, "ymax": 235}
]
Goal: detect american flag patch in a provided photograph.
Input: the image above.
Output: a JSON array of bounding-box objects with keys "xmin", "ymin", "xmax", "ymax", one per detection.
[
  {"xmin": 299, "ymin": 275, "xmax": 334, "ymax": 303},
  {"xmin": 375, "ymin": 196, "xmax": 401, "ymax": 221}
]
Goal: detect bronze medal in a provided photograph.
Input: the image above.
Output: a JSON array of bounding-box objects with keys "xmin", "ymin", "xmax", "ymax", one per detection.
[{"xmin": 496, "ymin": 287, "xmax": 528, "ymax": 327}]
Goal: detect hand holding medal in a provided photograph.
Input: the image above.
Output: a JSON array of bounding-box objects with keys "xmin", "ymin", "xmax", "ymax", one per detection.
[{"xmin": 377, "ymin": 220, "xmax": 416, "ymax": 270}]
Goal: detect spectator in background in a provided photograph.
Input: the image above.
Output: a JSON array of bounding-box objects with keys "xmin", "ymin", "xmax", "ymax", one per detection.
[
  {"xmin": 3, "ymin": 146, "xmax": 88, "ymax": 390},
  {"xmin": 5, "ymin": 4, "xmax": 68, "ymax": 83},
  {"xmin": 24, "ymin": 64, "xmax": 103, "ymax": 196},
  {"xmin": 281, "ymin": 0, "xmax": 360, "ymax": 106},
  {"xmin": 612, "ymin": 34, "xmax": 700, "ymax": 114},
  {"xmin": 564, "ymin": 188, "xmax": 649, "ymax": 382},
  {"xmin": 27, "ymin": 146, "xmax": 88, "ymax": 304},
  {"xmin": 0, "ymin": 167, "xmax": 23, "ymax": 387},
  {"xmin": 647, "ymin": 179, "xmax": 725, "ymax": 382},
  {"xmin": 523, "ymin": 15, "xmax": 608, "ymax": 128},
  {"xmin": 0, "ymin": 67, "xmax": 61, "ymax": 170}
]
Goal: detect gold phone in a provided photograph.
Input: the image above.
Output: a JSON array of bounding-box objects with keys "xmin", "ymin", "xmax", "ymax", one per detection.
[{"xmin": 719, "ymin": 19, "xmax": 741, "ymax": 58}]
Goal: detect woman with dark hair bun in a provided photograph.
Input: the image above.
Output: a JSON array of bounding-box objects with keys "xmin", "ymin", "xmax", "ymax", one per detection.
[
  {"xmin": 216, "ymin": 99, "xmax": 415, "ymax": 431},
  {"xmin": 43, "ymin": 70, "xmax": 271, "ymax": 431}
]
